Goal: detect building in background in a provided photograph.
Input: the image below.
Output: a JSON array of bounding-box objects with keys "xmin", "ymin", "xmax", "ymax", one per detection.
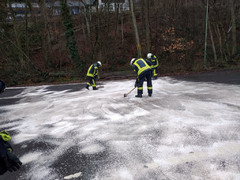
[
  {"xmin": 96, "ymin": 0, "xmax": 129, "ymax": 12},
  {"xmin": 6, "ymin": 0, "xmax": 129, "ymax": 20}
]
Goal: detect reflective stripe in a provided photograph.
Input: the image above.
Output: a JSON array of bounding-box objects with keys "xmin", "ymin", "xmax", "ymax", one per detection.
[
  {"xmin": 94, "ymin": 67, "xmax": 98, "ymax": 76},
  {"xmin": 134, "ymin": 59, "xmax": 151, "ymax": 76},
  {"xmin": 148, "ymin": 87, "xmax": 153, "ymax": 90},
  {"xmin": 92, "ymin": 79, "xmax": 96, "ymax": 87},
  {"xmin": 151, "ymin": 55, "xmax": 159, "ymax": 69},
  {"xmin": 87, "ymin": 65, "xmax": 94, "ymax": 77},
  {"xmin": 138, "ymin": 87, "xmax": 143, "ymax": 90},
  {"xmin": 153, "ymin": 69, "xmax": 158, "ymax": 76},
  {"xmin": 87, "ymin": 65, "xmax": 98, "ymax": 77},
  {"xmin": 0, "ymin": 130, "xmax": 11, "ymax": 141}
]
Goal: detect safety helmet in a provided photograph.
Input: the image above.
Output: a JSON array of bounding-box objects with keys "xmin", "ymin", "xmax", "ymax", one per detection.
[
  {"xmin": 0, "ymin": 130, "xmax": 11, "ymax": 141},
  {"xmin": 97, "ymin": 61, "xmax": 102, "ymax": 67},
  {"xmin": 130, "ymin": 58, "xmax": 136, "ymax": 66},
  {"xmin": 147, "ymin": 53, "xmax": 153, "ymax": 59}
]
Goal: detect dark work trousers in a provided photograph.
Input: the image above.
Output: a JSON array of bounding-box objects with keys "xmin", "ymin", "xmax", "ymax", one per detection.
[
  {"xmin": 137, "ymin": 70, "xmax": 152, "ymax": 95},
  {"xmin": 87, "ymin": 77, "xmax": 96, "ymax": 88},
  {"xmin": 152, "ymin": 68, "xmax": 158, "ymax": 79},
  {"xmin": 0, "ymin": 139, "xmax": 9, "ymax": 175}
]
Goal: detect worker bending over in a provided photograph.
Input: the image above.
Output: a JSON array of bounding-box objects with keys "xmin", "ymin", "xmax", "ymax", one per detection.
[{"xmin": 130, "ymin": 58, "xmax": 153, "ymax": 98}]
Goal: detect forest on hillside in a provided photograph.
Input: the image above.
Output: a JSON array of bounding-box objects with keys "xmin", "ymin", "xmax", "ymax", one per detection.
[{"xmin": 0, "ymin": 0, "xmax": 239, "ymax": 86}]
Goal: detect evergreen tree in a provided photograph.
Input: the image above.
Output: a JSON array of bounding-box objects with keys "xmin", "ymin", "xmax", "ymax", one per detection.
[{"xmin": 60, "ymin": 0, "xmax": 84, "ymax": 73}]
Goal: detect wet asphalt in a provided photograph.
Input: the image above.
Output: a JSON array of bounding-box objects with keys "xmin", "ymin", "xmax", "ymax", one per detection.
[{"xmin": 0, "ymin": 69, "xmax": 239, "ymax": 180}]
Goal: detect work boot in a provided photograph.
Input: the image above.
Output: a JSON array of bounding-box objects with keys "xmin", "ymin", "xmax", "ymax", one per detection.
[
  {"xmin": 93, "ymin": 87, "xmax": 98, "ymax": 90},
  {"xmin": 135, "ymin": 94, "xmax": 142, "ymax": 98},
  {"xmin": 148, "ymin": 94, "xmax": 152, "ymax": 97},
  {"xmin": 85, "ymin": 85, "xmax": 89, "ymax": 90}
]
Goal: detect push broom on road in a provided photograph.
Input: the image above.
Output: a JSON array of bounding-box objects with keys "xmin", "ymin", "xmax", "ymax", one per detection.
[{"xmin": 124, "ymin": 87, "xmax": 136, "ymax": 97}]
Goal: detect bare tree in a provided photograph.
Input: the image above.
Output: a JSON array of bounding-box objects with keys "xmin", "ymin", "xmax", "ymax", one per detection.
[
  {"xmin": 129, "ymin": 0, "xmax": 142, "ymax": 57},
  {"xmin": 143, "ymin": 0, "xmax": 150, "ymax": 52},
  {"xmin": 7, "ymin": 0, "xmax": 25, "ymax": 69},
  {"xmin": 230, "ymin": 0, "xmax": 237, "ymax": 56},
  {"xmin": 39, "ymin": 0, "xmax": 53, "ymax": 68},
  {"xmin": 208, "ymin": 20, "xmax": 217, "ymax": 64}
]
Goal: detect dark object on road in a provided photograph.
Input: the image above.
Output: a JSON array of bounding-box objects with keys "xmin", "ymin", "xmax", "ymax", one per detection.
[
  {"xmin": 0, "ymin": 80, "xmax": 6, "ymax": 94},
  {"xmin": 0, "ymin": 130, "xmax": 22, "ymax": 175},
  {"xmin": 96, "ymin": 85, "xmax": 104, "ymax": 89},
  {"xmin": 135, "ymin": 94, "xmax": 142, "ymax": 98},
  {"xmin": 124, "ymin": 87, "xmax": 136, "ymax": 97}
]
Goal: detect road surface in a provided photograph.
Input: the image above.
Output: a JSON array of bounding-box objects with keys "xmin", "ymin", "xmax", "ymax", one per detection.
[{"xmin": 0, "ymin": 70, "xmax": 240, "ymax": 180}]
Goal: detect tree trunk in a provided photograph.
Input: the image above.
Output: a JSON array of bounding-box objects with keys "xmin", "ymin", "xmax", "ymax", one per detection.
[
  {"xmin": 208, "ymin": 20, "xmax": 217, "ymax": 64},
  {"xmin": 94, "ymin": 0, "xmax": 100, "ymax": 60},
  {"xmin": 219, "ymin": 23, "xmax": 231, "ymax": 61},
  {"xmin": 60, "ymin": 0, "xmax": 83, "ymax": 71},
  {"xmin": 121, "ymin": 11, "xmax": 124, "ymax": 45},
  {"xmin": 7, "ymin": 0, "xmax": 24, "ymax": 69},
  {"xmin": 144, "ymin": 0, "xmax": 151, "ymax": 53},
  {"xmin": 129, "ymin": 0, "xmax": 142, "ymax": 57},
  {"xmin": 84, "ymin": 8, "xmax": 91, "ymax": 43},
  {"xmin": 25, "ymin": 0, "xmax": 30, "ymax": 70},
  {"xmin": 40, "ymin": 0, "xmax": 53, "ymax": 68},
  {"xmin": 230, "ymin": 0, "xmax": 237, "ymax": 56},
  {"xmin": 214, "ymin": 23, "xmax": 224, "ymax": 63},
  {"xmin": 114, "ymin": 3, "xmax": 119, "ymax": 39}
]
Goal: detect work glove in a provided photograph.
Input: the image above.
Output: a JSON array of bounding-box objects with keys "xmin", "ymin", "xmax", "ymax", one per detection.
[
  {"xmin": 7, "ymin": 151, "xmax": 22, "ymax": 172},
  {"xmin": 135, "ymin": 78, "xmax": 139, "ymax": 87}
]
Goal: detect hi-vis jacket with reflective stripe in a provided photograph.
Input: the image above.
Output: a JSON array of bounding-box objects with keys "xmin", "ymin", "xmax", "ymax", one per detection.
[
  {"xmin": 87, "ymin": 63, "xmax": 99, "ymax": 77},
  {"xmin": 150, "ymin": 55, "xmax": 159, "ymax": 69},
  {"xmin": 133, "ymin": 58, "xmax": 152, "ymax": 76}
]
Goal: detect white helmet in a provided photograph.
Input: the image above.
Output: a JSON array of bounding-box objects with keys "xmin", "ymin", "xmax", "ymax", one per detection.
[
  {"xmin": 130, "ymin": 58, "xmax": 136, "ymax": 66},
  {"xmin": 147, "ymin": 53, "xmax": 153, "ymax": 59},
  {"xmin": 97, "ymin": 61, "xmax": 102, "ymax": 66}
]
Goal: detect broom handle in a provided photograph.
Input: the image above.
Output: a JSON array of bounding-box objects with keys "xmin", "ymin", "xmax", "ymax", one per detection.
[{"xmin": 126, "ymin": 87, "xmax": 136, "ymax": 96}]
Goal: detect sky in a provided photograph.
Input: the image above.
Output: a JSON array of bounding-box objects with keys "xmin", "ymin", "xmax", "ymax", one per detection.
[{"xmin": 0, "ymin": 76, "xmax": 240, "ymax": 180}]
